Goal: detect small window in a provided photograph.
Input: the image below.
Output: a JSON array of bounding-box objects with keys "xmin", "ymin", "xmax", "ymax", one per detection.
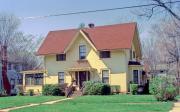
[
  {"xmin": 79, "ymin": 45, "xmax": 86, "ymax": 59},
  {"xmin": 18, "ymin": 74, "xmax": 23, "ymax": 85},
  {"xmin": 10, "ymin": 79, "xmax": 15, "ymax": 89},
  {"xmin": 25, "ymin": 74, "xmax": 43, "ymax": 85},
  {"xmin": 58, "ymin": 72, "xmax": 64, "ymax": 84},
  {"xmin": 8, "ymin": 63, "xmax": 11, "ymax": 70},
  {"xmin": 0, "ymin": 80, "xmax": 2, "ymax": 89},
  {"xmin": 34, "ymin": 74, "xmax": 43, "ymax": 85},
  {"xmin": 56, "ymin": 54, "xmax": 66, "ymax": 61},
  {"xmin": 100, "ymin": 51, "xmax": 110, "ymax": 58},
  {"xmin": 14, "ymin": 64, "xmax": 20, "ymax": 72},
  {"xmin": 102, "ymin": 70, "xmax": 109, "ymax": 84},
  {"xmin": 25, "ymin": 74, "xmax": 34, "ymax": 85},
  {"xmin": 133, "ymin": 70, "xmax": 139, "ymax": 84}
]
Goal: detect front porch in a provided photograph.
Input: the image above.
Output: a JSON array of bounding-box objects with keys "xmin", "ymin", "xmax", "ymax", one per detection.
[
  {"xmin": 20, "ymin": 70, "xmax": 47, "ymax": 93},
  {"xmin": 65, "ymin": 60, "xmax": 97, "ymax": 90}
]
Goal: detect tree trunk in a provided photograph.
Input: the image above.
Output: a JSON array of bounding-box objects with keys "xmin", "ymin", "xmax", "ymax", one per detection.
[{"xmin": 176, "ymin": 60, "xmax": 180, "ymax": 94}]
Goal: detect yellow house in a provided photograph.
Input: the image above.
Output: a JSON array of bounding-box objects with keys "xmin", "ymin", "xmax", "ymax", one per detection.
[{"xmin": 21, "ymin": 22, "xmax": 146, "ymax": 93}]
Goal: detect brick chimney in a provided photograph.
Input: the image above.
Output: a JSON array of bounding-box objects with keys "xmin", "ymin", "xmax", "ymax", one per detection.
[{"xmin": 88, "ymin": 23, "xmax": 95, "ymax": 28}]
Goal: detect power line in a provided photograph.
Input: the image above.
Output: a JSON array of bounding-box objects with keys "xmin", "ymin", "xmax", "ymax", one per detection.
[{"xmin": 1, "ymin": 0, "xmax": 180, "ymax": 21}]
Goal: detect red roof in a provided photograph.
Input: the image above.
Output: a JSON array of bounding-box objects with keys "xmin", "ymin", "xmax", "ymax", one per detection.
[{"xmin": 37, "ymin": 22, "xmax": 136, "ymax": 55}]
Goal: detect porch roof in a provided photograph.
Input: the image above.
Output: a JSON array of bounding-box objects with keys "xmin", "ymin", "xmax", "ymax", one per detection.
[
  {"xmin": 20, "ymin": 69, "xmax": 47, "ymax": 75},
  {"xmin": 66, "ymin": 60, "xmax": 96, "ymax": 71}
]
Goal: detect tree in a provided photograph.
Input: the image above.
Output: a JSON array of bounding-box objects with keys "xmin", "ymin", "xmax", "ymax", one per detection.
[
  {"xmin": 138, "ymin": 0, "xmax": 180, "ymax": 21},
  {"xmin": 8, "ymin": 32, "xmax": 43, "ymax": 70},
  {"xmin": 0, "ymin": 13, "xmax": 20, "ymax": 46},
  {"xmin": 141, "ymin": 35, "xmax": 160, "ymax": 76},
  {"xmin": 0, "ymin": 13, "xmax": 43, "ymax": 70},
  {"xmin": 150, "ymin": 19, "xmax": 180, "ymax": 86}
]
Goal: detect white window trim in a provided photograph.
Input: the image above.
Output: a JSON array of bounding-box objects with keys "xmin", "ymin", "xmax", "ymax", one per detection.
[
  {"xmin": 58, "ymin": 72, "xmax": 65, "ymax": 84},
  {"xmin": 79, "ymin": 44, "xmax": 86, "ymax": 60},
  {"xmin": 101, "ymin": 69, "xmax": 110, "ymax": 84},
  {"xmin": 132, "ymin": 69, "xmax": 140, "ymax": 85}
]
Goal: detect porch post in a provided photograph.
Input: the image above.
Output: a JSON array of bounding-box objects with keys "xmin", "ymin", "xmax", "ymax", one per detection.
[
  {"xmin": 138, "ymin": 70, "xmax": 141, "ymax": 85},
  {"xmin": 78, "ymin": 72, "xmax": 80, "ymax": 86},
  {"xmin": 22, "ymin": 73, "xmax": 26, "ymax": 91},
  {"xmin": 86, "ymin": 71, "xmax": 88, "ymax": 81}
]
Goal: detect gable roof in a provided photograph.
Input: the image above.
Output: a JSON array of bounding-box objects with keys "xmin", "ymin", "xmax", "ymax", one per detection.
[{"xmin": 37, "ymin": 22, "xmax": 137, "ymax": 55}]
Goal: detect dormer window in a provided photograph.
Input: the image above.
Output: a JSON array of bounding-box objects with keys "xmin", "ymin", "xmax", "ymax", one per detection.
[
  {"xmin": 100, "ymin": 51, "xmax": 110, "ymax": 58},
  {"xmin": 56, "ymin": 54, "xmax": 66, "ymax": 61},
  {"xmin": 79, "ymin": 45, "xmax": 86, "ymax": 59}
]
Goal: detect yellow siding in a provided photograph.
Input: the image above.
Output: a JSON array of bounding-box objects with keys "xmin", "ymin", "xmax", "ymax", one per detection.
[
  {"xmin": 43, "ymin": 31, "xmax": 141, "ymax": 93},
  {"xmin": 44, "ymin": 75, "xmax": 58, "ymax": 84},
  {"xmin": 110, "ymin": 73, "xmax": 127, "ymax": 93},
  {"xmin": 24, "ymin": 86, "xmax": 42, "ymax": 93}
]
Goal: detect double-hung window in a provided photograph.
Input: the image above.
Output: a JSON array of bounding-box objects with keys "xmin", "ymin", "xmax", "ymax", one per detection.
[
  {"xmin": 102, "ymin": 70, "xmax": 109, "ymax": 84},
  {"xmin": 133, "ymin": 70, "xmax": 139, "ymax": 84},
  {"xmin": 58, "ymin": 72, "xmax": 64, "ymax": 84},
  {"xmin": 79, "ymin": 45, "xmax": 86, "ymax": 59},
  {"xmin": 56, "ymin": 54, "xmax": 66, "ymax": 61},
  {"xmin": 100, "ymin": 51, "xmax": 110, "ymax": 58},
  {"xmin": 34, "ymin": 74, "xmax": 43, "ymax": 85}
]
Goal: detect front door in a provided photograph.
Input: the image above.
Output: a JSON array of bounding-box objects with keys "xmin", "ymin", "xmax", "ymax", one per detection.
[{"xmin": 79, "ymin": 71, "xmax": 87, "ymax": 88}]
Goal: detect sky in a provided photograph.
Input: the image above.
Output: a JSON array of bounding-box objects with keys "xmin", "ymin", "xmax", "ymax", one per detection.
[{"xmin": 0, "ymin": 0, "xmax": 162, "ymax": 38}]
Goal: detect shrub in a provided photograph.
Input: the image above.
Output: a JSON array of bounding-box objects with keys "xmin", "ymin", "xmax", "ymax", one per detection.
[
  {"xmin": 42, "ymin": 84, "xmax": 63, "ymax": 96},
  {"xmin": 111, "ymin": 85, "xmax": 120, "ymax": 94},
  {"xmin": 0, "ymin": 89, "xmax": 7, "ymax": 97},
  {"xmin": 83, "ymin": 81, "xmax": 111, "ymax": 95},
  {"xmin": 17, "ymin": 85, "xmax": 24, "ymax": 96},
  {"xmin": 130, "ymin": 84, "xmax": 138, "ymax": 95},
  {"xmin": 28, "ymin": 89, "xmax": 34, "ymax": 96},
  {"xmin": 149, "ymin": 76, "xmax": 178, "ymax": 101},
  {"xmin": 18, "ymin": 91, "xmax": 24, "ymax": 96}
]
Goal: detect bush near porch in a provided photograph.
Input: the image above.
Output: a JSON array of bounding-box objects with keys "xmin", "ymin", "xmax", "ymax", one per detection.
[
  {"xmin": 42, "ymin": 84, "xmax": 65, "ymax": 96},
  {"xmin": 83, "ymin": 81, "xmax": 111, "ymax": 95}
]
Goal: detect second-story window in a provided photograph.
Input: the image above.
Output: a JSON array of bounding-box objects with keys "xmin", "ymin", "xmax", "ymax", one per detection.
[
  {"xmin": 56, "ymin": 54, "xmax": 66, "ymax": 61},
  {"xmin": 100, "ymin": 51, "xmax": 110, "ymax": 58},
  {"xmin": 79, "ymin": 45, "xmax": 86, "ymax": 59}
]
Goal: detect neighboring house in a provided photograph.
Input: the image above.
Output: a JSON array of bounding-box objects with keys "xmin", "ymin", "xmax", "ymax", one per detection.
[
  {"xmin": 0, "ymin": 64, "xmax": 2, "ymax": 91},
  {"xmin": 149, "ymin": 64, "xmax": 169, "ymax": 78},
  {"xmin": 21, "ymin": 22, "xmax": 146, "ymax": 93},
  {"xmin": 0, "ymin": 61, "xmax": 23, "ymax": 94}
]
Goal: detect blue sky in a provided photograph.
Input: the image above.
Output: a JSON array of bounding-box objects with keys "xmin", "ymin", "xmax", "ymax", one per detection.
[{"xmin": 0, "ymin": 0, "xmax": 161, "ymax": 38}]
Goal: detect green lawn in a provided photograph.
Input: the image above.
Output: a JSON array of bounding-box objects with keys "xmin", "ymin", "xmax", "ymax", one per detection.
[
  {"xmin": 11, "ymin": 95, "xmax": 173, "ymax": 112},
  {"xmin": 0, "ymin": 96, "xmax": 64, "ymax": 109}
]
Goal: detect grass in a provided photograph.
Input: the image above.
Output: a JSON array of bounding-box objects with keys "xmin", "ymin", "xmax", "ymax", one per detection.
[
  {"xmin": 11, "ymin": 95, "xmax": 173, "ymax": 112},
  {"xmin": 176, "ymin": 95, "xmax": 180, "ymax": 100},
  {"xmin": 0, "ymin": 96, "xmax": 64, "ymax": 109}
]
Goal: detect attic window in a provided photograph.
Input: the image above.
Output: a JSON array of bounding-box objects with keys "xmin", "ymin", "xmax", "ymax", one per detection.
[
  {"xmin": 100, "ymin": 51, "xmax": 111, "ymax": 58},
  {"xmin": 79, "ymin": 45, "xmax": 86, "ymax": 60},
  {"xmin": 56, "ymin": 54, "xmax": 66, "ymax": 61}
]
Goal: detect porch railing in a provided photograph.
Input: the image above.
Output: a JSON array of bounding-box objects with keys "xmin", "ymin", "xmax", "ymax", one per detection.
[
  {"xmin": 65, "ymin": 81, "xmax": 75, "ymax": 97},
  {"xmin": 65, "ymin": 81, "xmax": 85, "ymax": 97}
]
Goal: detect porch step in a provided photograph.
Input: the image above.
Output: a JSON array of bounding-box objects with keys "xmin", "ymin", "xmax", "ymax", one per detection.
[{"xmin": 71, "ymin": 90, "xmax": 83, "ymax": 98}]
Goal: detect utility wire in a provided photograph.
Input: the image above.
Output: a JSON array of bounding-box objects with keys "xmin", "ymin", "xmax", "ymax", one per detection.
[{"xmin": 0, "ymin": 0, "xmax": 180, "ymax": 21}]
